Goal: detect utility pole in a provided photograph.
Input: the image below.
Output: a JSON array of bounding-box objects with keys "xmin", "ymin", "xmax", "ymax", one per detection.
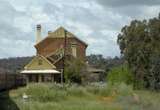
[{"xmin": 61, "ymin": 29, "xmax": 67, "ymax": 85}]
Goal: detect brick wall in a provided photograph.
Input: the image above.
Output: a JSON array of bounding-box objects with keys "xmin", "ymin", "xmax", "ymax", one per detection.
[{"xmin": 35, "ymin": 37, "xmax": 87, "ymax": 61}]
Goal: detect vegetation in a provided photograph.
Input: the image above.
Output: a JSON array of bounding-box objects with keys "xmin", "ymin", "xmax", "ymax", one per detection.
[
  {"xmin": 107, "ymin": 65, "xmax": 133, "ymax": 85},
  {"xmin": 65, "ymin": 58, "xmax": 86, "ymax": 84},
  {"xmin": 1, "ymin": 11, "xmax": 160, "ymax": 110},
  {"xmin": 7, "ymin": 83, "xmax": 160, "ymax": 110},
  {"xmin": 117, "ymin": 14, "xmax": 160, "ymax": 90},
  {"xmin": 87, "ymin": 54, "xmax": 124, "ymax": 71}
]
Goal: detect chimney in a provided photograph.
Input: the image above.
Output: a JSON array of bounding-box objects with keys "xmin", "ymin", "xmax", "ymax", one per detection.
[{"xmin": 36, "ymin": 24, "xmax": 41, "ymax": 44}]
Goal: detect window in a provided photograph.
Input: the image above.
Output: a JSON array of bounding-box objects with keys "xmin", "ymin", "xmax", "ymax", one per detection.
[{"xmin": 71, "ymin": 43, "xmax": 77, "ymax": 57}]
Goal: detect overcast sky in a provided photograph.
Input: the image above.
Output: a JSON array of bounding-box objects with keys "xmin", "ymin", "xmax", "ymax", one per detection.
[{"xmin": 0, "ymin": 0, "xmax": 160, "ymax": 58}]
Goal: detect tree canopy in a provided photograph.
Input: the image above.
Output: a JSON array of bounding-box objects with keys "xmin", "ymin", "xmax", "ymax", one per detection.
[{"xmin": 117, "ymin": 14, "xmax": 160, "ymax": 90}]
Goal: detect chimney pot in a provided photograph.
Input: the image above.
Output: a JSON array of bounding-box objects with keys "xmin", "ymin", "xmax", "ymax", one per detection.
[{"xmin": 37, "ymin": 24, "xmax": 41, "ymax": 29}]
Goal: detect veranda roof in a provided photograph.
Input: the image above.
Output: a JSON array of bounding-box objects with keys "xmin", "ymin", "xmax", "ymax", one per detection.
[{"xmin": 20, "ymin": 69, "xmax": 60, "ymax": 74}]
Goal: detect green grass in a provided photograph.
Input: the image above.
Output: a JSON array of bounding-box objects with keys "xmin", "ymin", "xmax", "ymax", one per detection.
[{"xmin": 7, "ymin": 83, "xmax": 160, "ymax": 110}]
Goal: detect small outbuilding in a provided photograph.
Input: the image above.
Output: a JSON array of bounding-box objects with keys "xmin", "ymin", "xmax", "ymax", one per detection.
[{"xmin": 86, "ymin": 65, "xmax": 106, "ymax": 82}]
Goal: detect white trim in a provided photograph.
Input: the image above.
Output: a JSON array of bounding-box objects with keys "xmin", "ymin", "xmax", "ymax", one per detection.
[{"xmin": 20, "ymin": 69, "xmax": 60, "ymax": 74}]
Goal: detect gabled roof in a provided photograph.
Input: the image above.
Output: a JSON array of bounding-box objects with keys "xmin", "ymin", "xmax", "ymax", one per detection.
[
  {"xmin": 24, "ymin": 55, "xmax": 56, "ymax": 70},
  {"xmin": 48, "ymin": 26, "xmax": 73, "ymax": 38},
  {"xmin": 35, "ymin": 26, "xmax": 88, "ymax": 46}
]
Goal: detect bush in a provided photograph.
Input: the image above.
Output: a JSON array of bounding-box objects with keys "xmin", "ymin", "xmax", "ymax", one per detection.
[
  {"xmin": 24, "ymin": 83, "xmax": 67, "ymax": 102},
  {"xmin": 107, "ymin": 65, "xmax": 134, "ymax": 85},
  {"xmin": 65, "ymin": 58, "xmax": 86, "ymax": 84},
  {"xmin": 67, "ymin": 85, "xmax": 89, "ymax": 97}
]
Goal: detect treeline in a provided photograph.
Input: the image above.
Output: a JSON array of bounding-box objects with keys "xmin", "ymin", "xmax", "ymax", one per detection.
[
  {"xmin": 0, "ymin": 56, "xmax": 32, "ymax": 74},
  {"xmin": 117, "ymin": 14, "xmax": 160, "ymax": 90},
  {"xmin": 87, "ymin": 54, "xmax": 124, "ymax": 71},
  {"xmin": 0, "ymin": 55, "xmax": 124, "ymax": 74}
]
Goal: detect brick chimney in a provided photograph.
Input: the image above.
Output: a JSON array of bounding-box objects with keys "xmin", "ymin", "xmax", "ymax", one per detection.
[{"xmin": 36, "ymin": 24, "xmax": 41, "ymax": 44}]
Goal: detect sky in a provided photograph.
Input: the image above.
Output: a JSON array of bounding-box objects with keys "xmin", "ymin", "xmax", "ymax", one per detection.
[{"xmin": 0, "ymin": 0, "xmax": 160, "ymax": 58}]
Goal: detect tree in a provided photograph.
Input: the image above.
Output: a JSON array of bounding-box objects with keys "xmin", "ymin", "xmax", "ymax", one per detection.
[
  {"xmin": 65, "ymin": 58, "xmax": 86, "ymax": 84},
  {"xmin": 117, "ymin": 14, "xmax": 160, "ymax": 90},
  {"xmin": 107, "ymin": 65, "xmax": 133, "ymax": 85},
  {"xmin": 87, "ymin": 54, "xmax": 124, "ymax": 71}
]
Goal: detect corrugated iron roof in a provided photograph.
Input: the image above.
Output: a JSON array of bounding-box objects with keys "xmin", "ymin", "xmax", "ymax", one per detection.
[
  {"xmin": 86, "ymin": 64, "xmax": 105, "ymax": 73},
  {"xmin": 35, "ymin": 26, "xmax": 88, "ymax": 46}
]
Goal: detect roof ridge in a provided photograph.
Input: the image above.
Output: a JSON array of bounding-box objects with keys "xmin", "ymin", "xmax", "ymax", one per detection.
[{"xmin": 35, "ymin": 26, "xmax": 88, "ymax": 46}]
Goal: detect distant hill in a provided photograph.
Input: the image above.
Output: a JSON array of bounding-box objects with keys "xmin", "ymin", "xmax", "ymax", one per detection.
[
  {"xmin": 0, "ymin": 54, "xmax": 124, "ymax": 74},
  {"xmin": 0, "ymin": 56, "xmax": 33, "ymax": 74}
]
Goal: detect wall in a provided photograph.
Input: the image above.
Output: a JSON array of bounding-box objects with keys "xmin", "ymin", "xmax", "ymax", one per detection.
[{"xmin": 35, "ymin": 37, "xmax": 87, "ymax": 61}]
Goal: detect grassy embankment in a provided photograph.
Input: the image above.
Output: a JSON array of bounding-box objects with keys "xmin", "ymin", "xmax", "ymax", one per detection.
[{"xmin": 8, "ymin": 83, "xmax": 160, "ymax": 110}]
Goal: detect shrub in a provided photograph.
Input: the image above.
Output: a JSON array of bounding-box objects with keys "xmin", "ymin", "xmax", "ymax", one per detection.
[
  {"xmin": 107, "ymin": 65, "xmax": 134, "ymax": 85},
  {"xmin": 25, "ymin": 83, "xmax": 67, "ymax": 102},
  {"xmin": 65, "ymin": 58, "xmax": 86, "ymax": 84},
  {"xmin": 67, "ymin": 85, "xmax": 88, "ymax": 97}
]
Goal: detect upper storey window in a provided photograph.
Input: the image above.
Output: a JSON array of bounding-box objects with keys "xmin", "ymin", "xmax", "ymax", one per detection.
[{"xmin": 71, "ymin": 43, "xmax": 77, "ymax": 57}]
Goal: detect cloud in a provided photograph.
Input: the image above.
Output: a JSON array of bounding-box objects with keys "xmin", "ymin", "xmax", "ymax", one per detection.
[
  {"xmin": 96, "ymin": 0, "xmax": 160, "ymax": 7},
  {"xmin": 0, "ymin": 0, "xmax": 160, "ymax": 58},
  {"xmin": 0, "ymin": 0, "xmax": 35, "ymax": 58},
  {"xmin": 96, "ymin": 0, "xmax": 160, "ymax": 20}
]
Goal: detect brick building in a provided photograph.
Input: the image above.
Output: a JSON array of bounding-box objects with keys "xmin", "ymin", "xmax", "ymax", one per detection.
[{"xmin": 21, "ymin": 25, "xmax": 88, "ymax": 83}]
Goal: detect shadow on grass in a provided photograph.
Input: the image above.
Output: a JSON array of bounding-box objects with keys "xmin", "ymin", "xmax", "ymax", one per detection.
[{"xmin": 0, "ymin": 91, "xmax": 19, "ymax": 110}]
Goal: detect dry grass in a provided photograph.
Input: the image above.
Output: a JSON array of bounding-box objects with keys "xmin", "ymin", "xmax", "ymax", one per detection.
[{"xmin": 8, "ymin": 83, "xmax": 160, "ymax": 110}]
